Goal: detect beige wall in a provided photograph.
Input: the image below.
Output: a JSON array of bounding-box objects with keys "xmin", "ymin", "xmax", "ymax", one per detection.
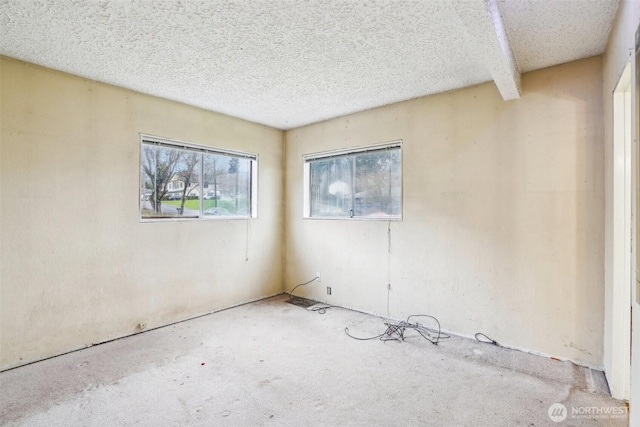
[
  {"xmin": 603, "ymin": 0, "xmax": 640, "ymax": 418},
  {"xmin": 0, "ymin": 57, "xmax": 284, "ymax": 369},
  {"xmin": 285, "ymin": 56, "xmax": 604, "ymax": 368},
  {"xmin": 0, "ymin": 35, "xmax": 615, "ymax": 384}
]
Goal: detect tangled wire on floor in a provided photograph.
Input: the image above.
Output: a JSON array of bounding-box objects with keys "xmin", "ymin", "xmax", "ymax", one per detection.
[
  {"xmin": 474, "ymin": 332, "xmax": 498, "ymax": 345},
  {"xmin": 345, "ymin": 314, "xmax": 450, "ymax": 345}
]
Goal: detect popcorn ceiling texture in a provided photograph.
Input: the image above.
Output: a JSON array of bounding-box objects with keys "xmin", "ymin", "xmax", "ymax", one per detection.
[
  {"xmin": 0, "ymin": 0, "xmax": 619, "ymax": 129},
  {"xmin": 498, "ymin": 0, "xmax": 619, "ymax": 73},
  {"xmin": 453, "ymin": 0, "xmax": 521, "ymax": 100}
]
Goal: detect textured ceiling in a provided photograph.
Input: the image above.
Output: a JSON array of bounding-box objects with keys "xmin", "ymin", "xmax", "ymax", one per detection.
[{"xmin": 0, "ymin": 0, "xmax": 619, "ymax": 130}]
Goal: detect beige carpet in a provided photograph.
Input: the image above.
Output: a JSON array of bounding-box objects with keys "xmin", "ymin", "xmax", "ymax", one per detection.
[{"xmin": 0, "ymin": 295, "xmax": 628, "ymax": 426}]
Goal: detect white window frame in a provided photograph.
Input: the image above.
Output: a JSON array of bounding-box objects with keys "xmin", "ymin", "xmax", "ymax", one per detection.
[
  {"xmin": 139, "ymin": 134, "xmax": 258, "ymax": 222},
  {"xmin": 303, "ymin": 140, "xmax": 403, "ymax": 220}
]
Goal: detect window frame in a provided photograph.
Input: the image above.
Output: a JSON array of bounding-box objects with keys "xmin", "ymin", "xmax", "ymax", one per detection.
[
  {"xmin": 139, "ymin": 134, "xmax": 258, "ymax": 222},
  {"xmin": 303, "ymin": 140, "xmax": 403, "ymax": 221}
]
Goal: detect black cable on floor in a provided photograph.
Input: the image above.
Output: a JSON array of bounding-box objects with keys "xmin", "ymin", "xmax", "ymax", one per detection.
[
  {"xmin": 345, "ymin": 314, "xmax": 450, "ymax": 345},
  {"xmin": 309, "ymin": 306, "xmax": 330, "ymax": 314},
  {"xmin": 475, "ymin": 332, "xmax": 498, "ymax": 345}
]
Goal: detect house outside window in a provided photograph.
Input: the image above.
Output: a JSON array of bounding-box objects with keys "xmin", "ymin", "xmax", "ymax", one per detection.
[{"xmin": 140, "ymin": 135, "xmax": 257, "ymax": 220}]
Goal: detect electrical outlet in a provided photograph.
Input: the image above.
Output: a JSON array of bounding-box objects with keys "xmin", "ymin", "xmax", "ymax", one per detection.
[
  {"xmin": 327, "ymin": 286, "xmax": 332, "ymax": 295},
  {"xmin": 316, "ymin": 272, "xmax": 321, "ymax": 282}
]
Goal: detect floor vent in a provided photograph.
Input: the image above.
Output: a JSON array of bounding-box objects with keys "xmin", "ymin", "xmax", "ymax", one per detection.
[{"xmin": 286, "ymin": 296, "xmax": 318, "ymax": 308}]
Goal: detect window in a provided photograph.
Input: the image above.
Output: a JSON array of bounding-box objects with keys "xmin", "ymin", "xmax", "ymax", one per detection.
[
  {"xmin": 140, "ymin": 135, "xmax": 257, "ymax": 220},
  {"xmin": 303, "ymin": 141, "xmax": 402, "ymax": 219}
]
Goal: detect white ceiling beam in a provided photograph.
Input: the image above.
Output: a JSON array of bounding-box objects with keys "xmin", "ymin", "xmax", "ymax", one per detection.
[{"xmin": 453, "ymin": 0, "xmax": 521, "ymax": 100}]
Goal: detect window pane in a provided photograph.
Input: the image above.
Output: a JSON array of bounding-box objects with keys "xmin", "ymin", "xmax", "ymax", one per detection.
[
  {"xmin": 354, "ymin": 148, "xmax": 401, "ymax": 218},
  {"xmin": 202, "ymin": 153, "xmax": 251, "ymax": 217},
  {"xmin": 140, "ymin": 137, "xmax": 257, "ymax": 221},
  {"xmin": 168, "ymin": 151, "xmax": 201, "ymax": 217},
  {"xmin": 310, "ymin": 157, "xmax": 352, "ymax": 217},
  {"xmin": 388, "ymin": 148, "xmax": 401, "ymax": 216},
  {"xmin": 305, "ymin": 143, "xmax": 402, "ymax": 220},
  {"xmin": 141, "ymin": 144, "xmax": 192, "ymax": 219}
]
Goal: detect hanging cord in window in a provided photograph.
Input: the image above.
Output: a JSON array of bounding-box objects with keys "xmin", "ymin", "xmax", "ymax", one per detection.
[
  {"xmin": 245, "ymin": 219, "xmax": 251, "ymax": 262},
  {"xmin": 345, "ymin": 314, "xmax": 450, "ymax": 345},
  {"xmin": 386, "ymin": 286, "xmax": 391, "ymax": 320},
  {"xmin": 386, "ymin": 220, "xmax": 392, "ymax": 319},
  {"xmin": 475, "ymin": 332, "xmax": 498, "ymax": 345}
]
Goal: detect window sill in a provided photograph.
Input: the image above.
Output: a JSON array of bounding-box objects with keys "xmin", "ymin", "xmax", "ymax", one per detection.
[{"xmin": 303, "ymin": 216, "xmax": 402, "ymax": 221}]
